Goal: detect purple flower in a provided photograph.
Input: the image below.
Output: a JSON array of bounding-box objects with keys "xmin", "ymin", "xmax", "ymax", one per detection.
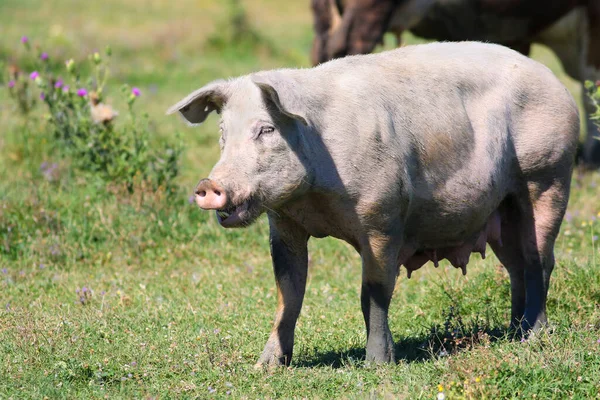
[
  {"xmin": 565, "ymin": 212, "xmax": 573, "ymax": 223},
  {"xmin": 54, "ymin": 79, "xmax": 63, "ymax": 89},
  {"xmin": 62, "ymin": 85, "xmax": 70, "ymax": 92},
  {"xmin": 76, "ymin": 88, "xmax": 87, "ymax": 97},
  {"xmin": 130, "ymin": 361, "xmax": 137, "ymax": 367},
  {"xmin": 131, "ymin": 87, "xmax": 141, "ymax": 97},
  {"xmin": 76, "ymin": 288, "xmax": 80, "ymax": 294},
  {"xmin": 21, "ymin": 36, "xmax": 28, "ymax": 44},
  {"xmin": 101, "ymin": 290, "xmax": 106, "ymax": 296},
  {"xmin": 40, "ymin": 92, "xmax": 45, "ymax": 100},
  {"xmin": 39, "ymin": 264, "xmax": 45, "ymax": 269},
  {"xmin": 29, "ymin": 71, "xmax": 39, "ymax": 80},
  {"xmin": 8, "ymin": 80, "xmax": 15, "ymax": 88},
  {"xmin": 593, "ymin": 235, "xmax": 598, "ymax": 242},
  {"xmin": 40, "ymin": 52, "xmax": 49, "ymax": 61},
  {"xmin": 188, "ymin": 194, "xmax": 195, "ymax": 204},
  {"xmin": 41, "ymin": 162, "xmax": 58, "ymax": 181},
  {"xmin": 1, "ymin": 268, "xmax": 7, "ymax": 274}
]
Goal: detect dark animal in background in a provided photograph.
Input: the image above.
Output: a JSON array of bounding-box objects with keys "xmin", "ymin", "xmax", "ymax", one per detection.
[
  {"xmin": 170, "ymin": 42, "xmax": 578, "ymax": 366},
  {"xmin": 311, "ymin": 0, "xmax": 600, "ymax": 167}
]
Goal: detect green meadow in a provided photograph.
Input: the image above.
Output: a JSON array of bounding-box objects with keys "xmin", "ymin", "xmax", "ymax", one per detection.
[{"xmin": 1, "ymin": 0, "xmax": 599, "ymax": 398}]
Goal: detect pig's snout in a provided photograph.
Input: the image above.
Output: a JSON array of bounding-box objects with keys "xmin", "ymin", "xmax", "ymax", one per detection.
[{"xmin": 195, "ymin": 179, "xmax": 227, "ymax": 210}]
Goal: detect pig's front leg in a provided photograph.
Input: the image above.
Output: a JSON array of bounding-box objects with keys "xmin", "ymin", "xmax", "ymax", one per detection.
[
  {"xmin": 256, "ymin": 214, "xmax": 309, "ymax": 367},
  {"xmin": 360, "ymin": 234, "xmax": 399, "ymax": 363}
]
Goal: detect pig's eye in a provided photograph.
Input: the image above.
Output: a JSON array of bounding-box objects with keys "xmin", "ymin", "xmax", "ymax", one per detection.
[{"xmin": 260, "ymin": 126, "xmax": 275, "ymax": 135}]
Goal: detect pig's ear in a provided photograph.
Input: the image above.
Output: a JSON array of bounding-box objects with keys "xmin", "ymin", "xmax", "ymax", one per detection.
[
  {"xmin": 166, "ymin": 80, "xmax": 228, "ymax": 126},
  {"xmin": 252, "ymin": 74, "xmax": 308, "ymax": 126}
]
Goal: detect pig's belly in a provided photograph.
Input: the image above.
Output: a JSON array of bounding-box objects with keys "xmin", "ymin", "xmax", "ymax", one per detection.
[{"xmin": 398, "ymin": 189, "xmax": 505, "ymax": 277}]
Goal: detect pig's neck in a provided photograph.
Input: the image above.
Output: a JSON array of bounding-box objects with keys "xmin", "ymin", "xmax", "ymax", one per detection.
[{"xmin": 277, "ymin": 190, "xmax": 366, "ymax": 251}]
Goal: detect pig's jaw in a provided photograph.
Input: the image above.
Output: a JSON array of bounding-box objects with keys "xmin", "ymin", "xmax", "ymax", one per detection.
[{"xmin": 215, "ymin": 198, "xmax": 261, "ymax": 228}]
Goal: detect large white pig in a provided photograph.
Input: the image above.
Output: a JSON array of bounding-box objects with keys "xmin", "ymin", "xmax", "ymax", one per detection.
[{"xmin": 169, "ymin": 42, "xmax": 579, "ymax": 366}]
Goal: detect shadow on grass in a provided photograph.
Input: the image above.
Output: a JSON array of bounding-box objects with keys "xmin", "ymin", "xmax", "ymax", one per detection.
[{"xmin": 295, "ymin": 324, "xmax": 516, "ymax": 368}]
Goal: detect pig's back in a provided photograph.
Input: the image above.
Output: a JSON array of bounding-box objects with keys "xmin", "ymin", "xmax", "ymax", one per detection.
[{"xmin": 313, "ymin": 41, "xmax": 577, "ymax": 180}]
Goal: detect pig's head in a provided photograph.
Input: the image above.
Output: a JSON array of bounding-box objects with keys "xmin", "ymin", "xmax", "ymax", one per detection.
[{"xmin": 168, "ymin": 72, "xmax": 312, "ymax": 228}]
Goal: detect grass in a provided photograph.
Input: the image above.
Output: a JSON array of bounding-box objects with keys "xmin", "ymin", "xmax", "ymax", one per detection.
[{"xmin": 1, "ymin": 0, "xmax": 600, "ymax": 398}]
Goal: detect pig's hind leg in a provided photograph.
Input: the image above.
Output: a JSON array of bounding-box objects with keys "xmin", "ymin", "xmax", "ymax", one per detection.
[
  {"xmin": 520, "ymin": 181, "xmax": 570, "ymax": 332},
  {"xmin": 488, "ymin": 197, "xmax": 527, "ymax": 331},
  {"xmin": 491, "ymin": 180, "xmax": 570, "ymax": 334}
]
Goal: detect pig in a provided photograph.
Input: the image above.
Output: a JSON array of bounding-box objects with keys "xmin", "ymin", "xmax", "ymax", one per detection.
[{"xmin": 168, "ymin": 41, "xmax": 579, "ymax": 366}]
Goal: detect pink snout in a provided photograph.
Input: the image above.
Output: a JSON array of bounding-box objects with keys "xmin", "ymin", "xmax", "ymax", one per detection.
[{"xmin": 195, "ymin": 179, "xmax": 227, "ymax": 210}]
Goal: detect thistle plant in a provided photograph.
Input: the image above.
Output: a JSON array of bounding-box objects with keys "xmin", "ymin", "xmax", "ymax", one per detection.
[{"xmin": 4, "ymin": 38, "xmax": 181, "ymax": 194}]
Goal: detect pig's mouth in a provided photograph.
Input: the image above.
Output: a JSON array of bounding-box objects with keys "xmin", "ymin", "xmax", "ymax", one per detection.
[{"xmin": 215, "ymin": 198, "xmax": 262, "ymax": 228}]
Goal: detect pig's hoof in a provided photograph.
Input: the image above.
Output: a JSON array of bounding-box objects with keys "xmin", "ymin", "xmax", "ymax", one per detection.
[
  {"xmin": 365, "ymin": 335, "xmax": 396, "ymax": 364},
  {"xmin": 254, "ymin": 355, "xmax": 288, "ymax": 370},
  {"xmin": 255, "ymin": 342, "xmax": 291, "ymax": 369},
  {"xmin": 365, "ymin": 352, "xmax": 395, "ymax": 364},
  {"xmin": 521, "ymin": 322, "xmax": 553, "ymax": 339}
]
